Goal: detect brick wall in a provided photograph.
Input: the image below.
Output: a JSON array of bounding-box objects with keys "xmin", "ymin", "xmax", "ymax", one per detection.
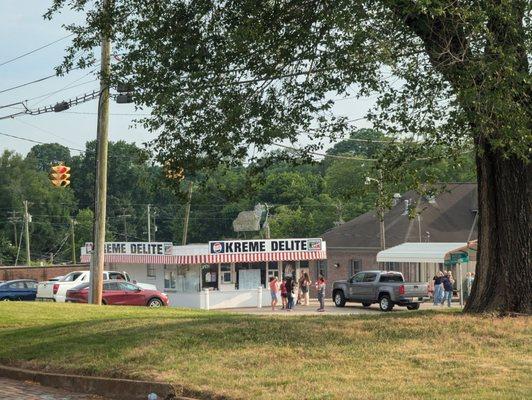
[
  {"xmin": 310, "ymin": 249, "xmax": 379, "ymax": 298},
  {"xmin": 0, "ymin": 264, "xmax": 90, "ymax": 282}
]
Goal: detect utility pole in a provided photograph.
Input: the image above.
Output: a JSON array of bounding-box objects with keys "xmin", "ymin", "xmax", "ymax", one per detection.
[
  {"xmin": 182, "ymin": 181, "xmax": 193, "ymax": 245},
  {"xmin": 147, "ymin": 204, "xmax": 151, "ymax": 241},
  {"xmin": 119, "ymin": 209, "xmax": 132, "ymax": 242},
  {"xmin": 377, "ymin": 170, "xmax": 386, "ymax": 250},
  {"xmin": 90, "ymin": 0, "xmax": 112, "ymax": 305},
  {"xmin": 23, "ymin": 200, "xmax": 31, "ymax": 266},
  {"xmin": 7, "ymin": 211, "xmax": 20, "ymax": 245},
  {"xmin": 70, "ymin": 218, "xmax": 77, "ymax": 264}
]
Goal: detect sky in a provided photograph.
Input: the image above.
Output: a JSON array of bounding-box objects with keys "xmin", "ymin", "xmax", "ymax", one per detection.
[{"xmin": 0, "ymin": 1, "xmax": 375, "ymax": 158}]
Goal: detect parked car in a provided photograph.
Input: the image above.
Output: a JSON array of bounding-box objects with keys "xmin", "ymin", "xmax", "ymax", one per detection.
[
  {"xmin": 48, "ymin": 276, "xmax": 63, "ymax": 282},
  {"xmin": 65, "ymin": 280, "xmax": 169, "ymax": 307},
  {"xmin": 0, "ymin": 279, "xmax": 38, "ymax": 301},
  {"xmin": 36, "ymin": 270, "xmax": 157, "ymax": 302},
  {"xmin": 332, "ymin": 271, "xmax": 429, "ymax": 311}
]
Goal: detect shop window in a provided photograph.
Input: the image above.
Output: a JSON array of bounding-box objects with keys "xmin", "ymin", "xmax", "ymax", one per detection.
[
  {"xmin": 220, "ymin": 263, "xmax": 232, "ymax": 283},
  {"xmin": 201, "ymin": 264, "xmax": 218, "ymax": 289},
  {"xmin": 164, "ymin": 266, "xmax": 177, "ymax": 289},
  {"xmin": 236, "ymin": 262, "xmax": 266, "ymax": 289},
  {"xmin": 147, "ymin": 264, "xmax": 156, "ymax": 278},
  {"xmin": 175, "ymin": 266, "xmax": 200, "ymax": 292}
]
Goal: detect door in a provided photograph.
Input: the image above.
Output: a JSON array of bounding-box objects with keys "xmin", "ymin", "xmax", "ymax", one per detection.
[
  {"xmin": 102, "ymin": 282, "xmax": 123, "ymax": 304},
  {"xmin": 7, "ymin": 281, "xmax": 25, "ymax": 300},
  {"xmin": 118, "ymin": 282, "xmax": 145, "ymax": 306},
  {"xmin": 22, "ymin": 281, "xmax": 37, "ymax": 300},
  {"xmin": 358, "ymin": 272, "xmax": 378, "ymax": 300},
  {"xmin": 348, "ymin": 273, "xmax": 365, "ymax": 299}
]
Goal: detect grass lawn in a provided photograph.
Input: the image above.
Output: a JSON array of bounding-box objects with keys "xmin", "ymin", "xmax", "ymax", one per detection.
[{"xmin": 0, "ymin": 303, "xmax": 530, "ymax": 400}]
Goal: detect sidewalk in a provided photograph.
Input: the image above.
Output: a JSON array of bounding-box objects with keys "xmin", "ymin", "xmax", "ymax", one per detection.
[
  {"xmin": 0, "ymin": 377, "xmax": 104, "ymax": 400},
  {"xmin": 218, "ymin": 299, "xmax": 462, "ymax": 315}
]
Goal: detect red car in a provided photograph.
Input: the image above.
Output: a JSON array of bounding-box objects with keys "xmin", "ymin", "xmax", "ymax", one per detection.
[{"xmin": 66, "ymin": 280, "xmax": 169, "ymax": 307}]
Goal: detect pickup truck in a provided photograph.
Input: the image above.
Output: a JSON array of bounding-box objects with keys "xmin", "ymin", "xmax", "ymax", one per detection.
[
  {"xmin": 332, "ymin": 270, "xmax": 429, "ymax": 311},
  {"xmin": 36, "ymin": 270, "xmax": 156, "ymax": 302}
]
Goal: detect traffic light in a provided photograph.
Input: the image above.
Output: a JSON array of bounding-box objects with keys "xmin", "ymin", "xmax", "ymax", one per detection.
[{"xmin": 50, "ymin": 164, "xmax": 71, "ymax": 187}]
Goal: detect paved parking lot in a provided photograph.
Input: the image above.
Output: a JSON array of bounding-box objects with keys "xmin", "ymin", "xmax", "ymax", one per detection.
[
  {"xmin": 220, "ymin": 299, "xmax": 462, "ymax": 315},
  {"xmin": 0, "ymin": 377, "xmax": 104, "ymax": 400}
]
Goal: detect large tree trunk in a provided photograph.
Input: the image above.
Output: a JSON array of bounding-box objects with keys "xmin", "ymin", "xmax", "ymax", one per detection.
[{"xmin": 464, "ymin": 136, "xmax": 532, "ymax": 313}]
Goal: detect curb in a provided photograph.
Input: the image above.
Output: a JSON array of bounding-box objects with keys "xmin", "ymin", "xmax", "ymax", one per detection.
[{"xmin": 0, "ymin": 365, "xmax": 196, "ymax": 400}]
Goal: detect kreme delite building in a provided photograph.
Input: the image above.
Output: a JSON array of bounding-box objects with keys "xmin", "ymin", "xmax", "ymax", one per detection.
[{"xmin": 80, "ymin": 238, "xmax": 326, "ymax": 309}]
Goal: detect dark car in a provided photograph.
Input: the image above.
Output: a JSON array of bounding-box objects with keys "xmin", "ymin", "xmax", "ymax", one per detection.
[
  {"xmin": 0, "ymin": 279, "xmax": 38, "ymax": 301},
  {"xmin": 66, "ymin": 280, "xmax": 169, "ymax": 307}
]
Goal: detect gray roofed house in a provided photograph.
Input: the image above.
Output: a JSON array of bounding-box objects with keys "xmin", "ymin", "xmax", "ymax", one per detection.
[{"xmin": 311, "ymin": 183, "xmax": 478, "ymax": 295}]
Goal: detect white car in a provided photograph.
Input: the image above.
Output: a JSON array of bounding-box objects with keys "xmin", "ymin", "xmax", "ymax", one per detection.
[{"xmin": 36, "ymin": 270, "xmax": 156, "ymax": 302}]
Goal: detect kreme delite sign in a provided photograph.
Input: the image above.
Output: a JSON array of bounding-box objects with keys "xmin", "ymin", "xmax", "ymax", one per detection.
[
  {"xmin": 95, "ymin": 242, "xmax": 173, "ymax": 255},
  {"xmin": 209, "ymin": 238, "xmax": 322, "ymax": 255}
]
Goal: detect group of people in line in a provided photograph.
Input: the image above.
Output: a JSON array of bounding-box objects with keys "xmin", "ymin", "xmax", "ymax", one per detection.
[
  {"xmin": 269, "ymin": 273, "xmax": 327, "ymax": 312},
  {"xmin": 431, "ymin": 270, "xmax": 475, "ymax": 307}
]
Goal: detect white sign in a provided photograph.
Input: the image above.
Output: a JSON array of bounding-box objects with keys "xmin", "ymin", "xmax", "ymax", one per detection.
[
  {"xmin": 209, "ymin": 238, "xmax": 322, "ymax": 255},
  {"xmin": 90, "ymin": 242, "xmax": 174, "ymax": 255}
]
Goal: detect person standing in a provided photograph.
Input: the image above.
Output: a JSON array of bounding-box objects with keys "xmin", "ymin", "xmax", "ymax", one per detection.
[
  {"xmin": 280, "ymin": 278, "xmax": 288, "ymax": 309},
  {"xmin": 300, "ymin": 272, "xmax": 310, "ymax": 306},
  {"xmin": 316, "ymin": 274, "xmax": 326, "ymax": 312},
  {"xmin": 441, "ymin": 271, "xmax": 454, "ymax": 307},
  {"xmin": 285, "ymin": 276, "xmax": 295, "ymax": 311},
  {"xmin": 432, "ymin": 271, "xmax": 444, "ymax": 306},
  {"xmin": 269, "ymin": 277, "xmax": 279, "ymax": 311},
  {"xmin": 466, "ymin": 272, "xmax": 475, "ymax": 299}
]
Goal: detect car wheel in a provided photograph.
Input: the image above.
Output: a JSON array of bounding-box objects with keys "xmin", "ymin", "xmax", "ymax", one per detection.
[
  {"xmin": 407, "ymin": 303, "xmax": 420, "ymax": 310},
  {"xmin": 147, "ymin": 298, "xmax": 163, "ymax": 308},
  {"xmin": 379, "ymin": 295, "xmax": 394, "ymax": 312},
  {"xmin": 333, "ymin": 291, "xmax": 346, "ymax": 307},
  {"xmin": 362, "ymin": 302, "xmax": 371, "ymax": 308}
]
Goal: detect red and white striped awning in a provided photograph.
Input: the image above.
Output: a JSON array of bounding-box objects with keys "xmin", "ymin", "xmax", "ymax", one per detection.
[{"xmin": 80, "ymin": 250, "xmax": 326, "ymax": 265}]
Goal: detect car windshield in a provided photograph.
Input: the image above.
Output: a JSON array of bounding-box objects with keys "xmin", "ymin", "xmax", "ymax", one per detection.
[
  {"xmin": 379, "ymin": 274, "xmax": 404, "ymax": 282},
  {"xmin": 71, "ymin": 283, "xmax": 90, "ymax": 291}
]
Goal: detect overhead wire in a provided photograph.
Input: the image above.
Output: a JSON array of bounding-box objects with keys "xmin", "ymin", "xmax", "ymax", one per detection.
[
  {"xmin": 0, "ymin": 33, "xmax": 74, "ymax": 68},
  {"xmin": 0, "ymin": 130, "xmax": 84, "ymax": 152}
]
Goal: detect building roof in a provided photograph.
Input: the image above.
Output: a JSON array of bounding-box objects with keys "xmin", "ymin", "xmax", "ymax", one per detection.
[
  {"xmin": 376, "ymin": 242, "xmax": 468, "ymax": 263},
  {"xmin": 323, "ymin": 183, "xmax": 478, "ymax": 250}
]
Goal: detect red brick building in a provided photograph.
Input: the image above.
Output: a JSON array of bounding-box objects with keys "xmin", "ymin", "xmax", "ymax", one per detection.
[{"xmin": 311, "ymin": 183, "xmax": 478, "ymax": 297}]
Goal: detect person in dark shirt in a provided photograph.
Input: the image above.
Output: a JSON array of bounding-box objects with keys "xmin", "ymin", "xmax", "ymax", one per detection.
[
  {"xmin": 432, "ymin": 271, "xmax": 444, "ymax": 305},
  {"xmin": 285, "ymin": 276, "xmax": 295, "ymax": 311},
  {"xmin": 441, "ymin": 271, "xmax": 455, "ymax": 307}
]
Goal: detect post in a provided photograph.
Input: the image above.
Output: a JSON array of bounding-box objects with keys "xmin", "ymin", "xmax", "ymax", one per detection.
[
  {"xmin": 459, "ymin": 262, "xmax": 463, "ymax": 307},
  {"xmin": 70, "ymin": 218, "xmax": 76, "ymax": 264},
  {"xmin": 91, "ymin": 0, "xmax": 112, "ymax": 305},
  {"xmin": 147, "ymin": 204, "xmax": 151, "ymax": 242},
  {"xmin": 182, "ymin": 181, "xmax": 193, "ymax": 245},
  {"xmin": 23, "ymin": 200, "xmax": 31, "ymax": 266},
  {"xmin": 257, "ymin": 286, "xmax": 263, "ymax": 309},
  {"xmin": 377, "ymin": 170, "xmax": 386, "ymax": 250}
]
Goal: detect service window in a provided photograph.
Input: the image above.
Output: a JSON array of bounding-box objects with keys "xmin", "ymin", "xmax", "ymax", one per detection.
[
  {"xmin": 164, "ymin": 267, "xmax": 177, "ymax": 289},
  {"xmin": 147, "ymin": 264, "xmax": 156, "ymax": 278},
  {"xmin": 220, "ymin": 264, "xmax": 232, "ymax": 283}
]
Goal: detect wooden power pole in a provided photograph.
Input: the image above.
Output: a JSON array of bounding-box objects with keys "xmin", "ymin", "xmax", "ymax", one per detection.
[
  {"xmin": 182, "ymin": 181, "xmax": 193, "ymax": 245},
  {"xmin": 70, "ymin": 218, "xmax": 76, "ymax": 264},
  {"xmin": 90, "ymin": 0, "xmax": 112, "ymax": 305},
  {"xmin": 23, "ymin": 200, "xmax": 31, "ymax": 265}
]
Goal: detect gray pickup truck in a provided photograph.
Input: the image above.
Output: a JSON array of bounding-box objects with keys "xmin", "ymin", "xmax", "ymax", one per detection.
[{"xmin": 332, "ymin": 270, "xmax": 429, "ymax": 311}]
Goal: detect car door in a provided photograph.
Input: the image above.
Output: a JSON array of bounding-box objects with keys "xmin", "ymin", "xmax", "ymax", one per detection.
[
  {"xmin": 358, "ymin": 272, "xmax": 378, "ymax": 300},
  {"xmin": 102, "ymin": 282, "xmax": 123, "ymax": 305},
  {"xmin": 22, "ymin": 281, "xmax": 37, "ymax": 300},
  {"xmin": 6, "ymin": 281, "xmax": 24, "ymax": 300},
  {"xmin": 348, "ymin": 273, "xmax": 366, "ymax": 300},
  {"xmin": 118, "ymin": 282, "xmax": 144, "ymax": 306}
]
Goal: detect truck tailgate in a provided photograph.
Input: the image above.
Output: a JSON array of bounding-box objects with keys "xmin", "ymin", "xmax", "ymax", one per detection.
[
  {"xmin": 403, "ymin": 283, "xmax": 429, "ymax": 297},
  {"xmin": 36, "ymin": 282, "xmax": 55, "ymax": 300}
]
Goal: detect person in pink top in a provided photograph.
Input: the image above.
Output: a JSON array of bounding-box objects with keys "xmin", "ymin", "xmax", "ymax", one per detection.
[{"xmin": 269, "ymin": 277, "xmax": 279, "ymax": 310}]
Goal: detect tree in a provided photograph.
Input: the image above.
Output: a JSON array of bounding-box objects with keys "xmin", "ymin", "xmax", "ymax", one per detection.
[
  {"xmin": 47, "ymin": 1, "xmax": 531, "ymax": 313},
  {"xmin": 26, "ymin": 143, "xmax": 71, "ymax": 172}
]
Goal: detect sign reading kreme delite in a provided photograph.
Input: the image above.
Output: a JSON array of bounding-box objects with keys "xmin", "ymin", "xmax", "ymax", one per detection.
[{"xmin": 209, "ymin": 238, "xmax": 322, "ymax": 254}]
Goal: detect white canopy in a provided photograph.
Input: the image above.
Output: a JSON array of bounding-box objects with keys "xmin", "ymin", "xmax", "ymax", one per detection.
[{"xmin": 376, "ymin": 242, "xmax": 467, "ymax": 264}]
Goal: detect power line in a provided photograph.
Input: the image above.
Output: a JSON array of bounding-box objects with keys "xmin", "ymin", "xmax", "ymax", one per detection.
[
  {"xmin": 0, "ymin": 34, "xmax": 74, "ymax": 68},
  {"xmin": 0, "ymin": 130, "xmax": 84, "ymax": 152},
  {"xmin": 13, "ymin": 118, "xmax": 85, "ymax": 148},
  {"xmin": 0, "ymin": 73, "xmax": 57, "ymax": 95}
]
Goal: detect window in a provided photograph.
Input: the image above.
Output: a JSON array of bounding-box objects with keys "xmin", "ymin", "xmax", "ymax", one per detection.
[
  {"xmin": 350, "ymin": 259, "xmax": 362, "ymax": 277},
  {"xmin": 72, "ymin": 283, "xmax": 90, "ymax": 291},
  {"xmin": 25, "ymin": 281, "xmax": 37, "ymax": 289},
  {"xmin": 164, "ymin": 267, "xmax": 177, "ymax": 290},
  {"xmin": 103, "ymin": 282, "xmax": 119, "ymax": 290},
  {"xmin": 221, "ymin": 264, "xmax": 232, "ymax": 283},
  {"xmin": 147, "ymin": 264, "xmax": 156, "ymax": 278},
  {"xmin": 350, "ymin": 273, "xmax": 365, "ymax": 283},
  {"xmin": 363, "ymin": 273, "xmax": 377, "ymax": 282},
  {"xmin": 108, "ymin": 272, "xmax": 125, "ymax": 280},
  {"xmin": 317, "ymin": 260, "xmax": 328, "ymax": 279},
  {"xmin": 8, "ymin": 281, "xmax": 25, "ymax": 289},
  {"xmin": 63, "ymin": 272, "xmax": 83, "ymax": 282},
  {"xmin": 118, "ymin": 282, "xmax": 138, "ymax": 291},
  {"xmin": 379, "ymin": 274, "xmax": 404, "ymax": 283}
]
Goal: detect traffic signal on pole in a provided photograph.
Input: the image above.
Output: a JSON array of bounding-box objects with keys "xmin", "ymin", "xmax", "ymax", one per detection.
[{"xmin": 50, "ymin": 164, "xmax": 71, "ymax": 187}]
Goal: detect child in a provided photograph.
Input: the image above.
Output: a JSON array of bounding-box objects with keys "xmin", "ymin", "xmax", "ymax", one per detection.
[
  {"xmin": 280, "ymin": 278, "xmax": 288, "ymax": 309},
  {"xmin": 316, "ymin": 274, "xmax": 326, "ymax": 312}
]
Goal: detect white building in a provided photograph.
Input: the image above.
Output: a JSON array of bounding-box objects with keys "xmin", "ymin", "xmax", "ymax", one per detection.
[{"xmin": 80, "ymin": 238, "xmax": 326, "ymax": 309}]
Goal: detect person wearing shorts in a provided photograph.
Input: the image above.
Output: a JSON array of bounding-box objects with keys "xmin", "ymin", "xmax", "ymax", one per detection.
[{"xmin": 269, "ymin": 277, "xmax": 279, "ymax": 310}]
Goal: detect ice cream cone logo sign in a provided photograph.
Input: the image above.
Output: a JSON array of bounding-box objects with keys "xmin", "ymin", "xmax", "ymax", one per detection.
[{"xmin": 50, "ymin": 164, "xmax": 71, "ymax": 187}]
